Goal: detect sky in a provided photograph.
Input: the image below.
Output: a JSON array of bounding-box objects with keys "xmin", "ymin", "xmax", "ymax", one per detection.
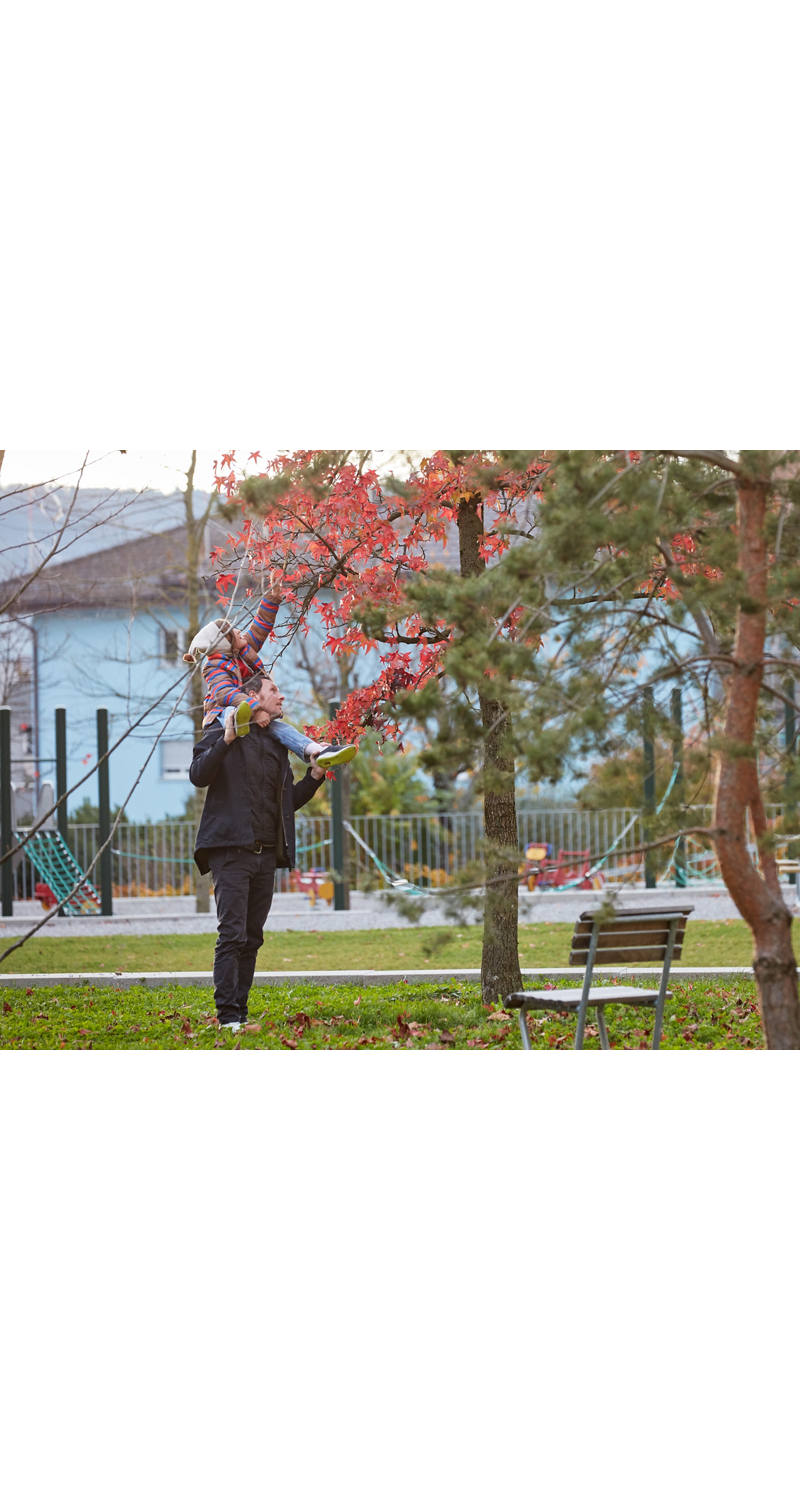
[
  {"xmin": 0, "ymin": 449, "xmax": 218, "ymax": 496},
  {"xmin": 0, "ymin": 450, "xmax": 417, "ymax": 495}
]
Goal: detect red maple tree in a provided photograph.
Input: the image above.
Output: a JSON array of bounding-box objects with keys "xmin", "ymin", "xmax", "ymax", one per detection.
[{"xmin": 211, "ymin": 448, "xmax": 549, "ymax": 1001}]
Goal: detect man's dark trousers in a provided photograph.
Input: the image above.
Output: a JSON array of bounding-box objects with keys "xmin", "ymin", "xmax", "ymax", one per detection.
[{"xmin": 208, "ymin": 848, "xmax": 276, "ymax": 1024}]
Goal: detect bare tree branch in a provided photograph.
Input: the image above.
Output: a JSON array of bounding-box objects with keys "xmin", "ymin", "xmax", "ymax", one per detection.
[{"xmin": 661, "ymin": 449, "xmax": 742, "ymax": 476}]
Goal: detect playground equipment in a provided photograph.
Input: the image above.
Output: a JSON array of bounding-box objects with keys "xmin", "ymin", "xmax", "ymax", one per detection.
[
  {"xmin": 534, "ymin": 848, "xmax": 598, "ymax": 891},
  {"xmin": 22, "ymin": 828, "xmax": 101, "ymax": 915},
  {"xmin": 290, "ymin": 868, "xmax": 335, "ymax": 906},
  {"xmin": 0, "ymin": 704, "xmax": 110, "ymax": 917}
]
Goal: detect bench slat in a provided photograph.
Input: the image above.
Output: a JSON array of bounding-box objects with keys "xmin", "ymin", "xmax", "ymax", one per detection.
[
  {"xmin": 570, "ymin": 909, "xmax": 691, "ymax": 967},
  {"xmin": 506, "ymin": 986, "xmax": 667, "ymax": 1010}
]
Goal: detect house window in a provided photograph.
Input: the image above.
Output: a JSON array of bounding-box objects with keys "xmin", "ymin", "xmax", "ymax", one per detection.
[
  {"xmin": 161, "ymin": 741, "xmax": 192, "ymax": 780},
  {"xmin": 161, "ymin": 628, "xmax": 184, "ymax": 663}
]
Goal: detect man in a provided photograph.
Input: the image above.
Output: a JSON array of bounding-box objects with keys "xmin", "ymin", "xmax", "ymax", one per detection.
[{"xmin": 190, "ymin": 671, "xmax": 326, "ymax": 1033}]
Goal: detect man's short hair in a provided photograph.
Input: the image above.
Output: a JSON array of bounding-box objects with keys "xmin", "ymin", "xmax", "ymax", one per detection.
[{"xmin": 241, "ymin": 671, "xmax": 266, "ymax": 693}]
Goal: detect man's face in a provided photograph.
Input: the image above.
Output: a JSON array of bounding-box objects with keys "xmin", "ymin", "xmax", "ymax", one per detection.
[{"xmin": 257, "ymin": 677, "xmax": 284, "ymax": 720}]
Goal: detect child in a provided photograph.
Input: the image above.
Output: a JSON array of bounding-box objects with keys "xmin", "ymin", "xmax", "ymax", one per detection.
[{"xmin": 183, "ymin": 575, "xmax": 357, "ymax": 770}]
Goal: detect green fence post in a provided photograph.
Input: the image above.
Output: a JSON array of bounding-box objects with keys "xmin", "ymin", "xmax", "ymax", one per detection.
[
  {"xmin": 643, "ymin": 686, "xmax": 656, "ymax": 889},
  {"xmin": 0, "ymin": 707, "xmax": 13, "ymax": 916},
  {"xmin": 96, "ymin": 708, "xmax": 113, "ymax": 915},
  {"xmin": 55, "ymin": 708, "xmax": 68, "ymax": 844},
  {"xmin": 55, "ymin": 707, "xmax": 69, "ymax": 917},
  {"xmin": 671, "ymin": 687, "xmax": 687, "ymax": 888}
]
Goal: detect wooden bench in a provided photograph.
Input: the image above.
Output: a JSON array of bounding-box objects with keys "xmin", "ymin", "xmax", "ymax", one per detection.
[{"xmin": 505, "ymin": 905, "xmax": 693, "ymax": 1050}]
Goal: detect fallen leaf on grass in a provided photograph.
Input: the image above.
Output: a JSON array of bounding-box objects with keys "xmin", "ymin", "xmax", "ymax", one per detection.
[
  {"xmin": 286, "ymin": 1011, "xmax": 313, "ymax": 1033},
  {"xmin": 3, "ymin": 1001, "xmax": 12, "ymax": 1013},
  {"xmin": 281, "ymin": 1036, "xmax": 299, "ymax": 1049},
  {"xmin": 241, "ymin": 1022, "xmax": 262, "ymax": 1034},
  {"xmin": 438, "ymin": 1030, "xmax": 456, "ymax": 1044}
]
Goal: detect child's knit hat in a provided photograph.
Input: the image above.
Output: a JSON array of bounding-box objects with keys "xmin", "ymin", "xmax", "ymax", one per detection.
[{"xmin": 182, "ymin": 620, "xmax": 236, "ymax": 664}]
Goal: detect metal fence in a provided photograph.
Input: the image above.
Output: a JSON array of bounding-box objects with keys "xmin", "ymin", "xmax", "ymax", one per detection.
[{"xmin": 57, "ymin": 803, "xmax": 778, "ymax": 896}]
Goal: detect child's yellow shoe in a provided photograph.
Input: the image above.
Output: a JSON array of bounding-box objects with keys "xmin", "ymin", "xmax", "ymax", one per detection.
[
  {"xmin": 315, "ymin": 743, "xmax": 357, "ymax": 768},
  {"xmin": 234, "ymin": 702, "xmax": 251, "ymax": 737}
]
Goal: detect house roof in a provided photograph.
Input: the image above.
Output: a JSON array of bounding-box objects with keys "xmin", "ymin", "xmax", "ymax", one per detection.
[{"xmin": 2, "ymin": 522, "xmax": 232, "ymax": 616}]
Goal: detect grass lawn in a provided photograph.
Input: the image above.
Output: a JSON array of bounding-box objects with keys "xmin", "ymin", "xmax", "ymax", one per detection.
[
  {"xmin": 0, "ymin": 920, "xmax": 762, "ymax": 975},
  {"xmin": 0, "ymin": 976, "xmax": 763, "ymax": 1049}
]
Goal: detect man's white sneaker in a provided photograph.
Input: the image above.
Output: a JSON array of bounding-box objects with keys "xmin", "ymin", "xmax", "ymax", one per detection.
[
  {"xmin": 220, "ymin": 1021, "xmax": 241, "ymax": 1033},
  {"xmin": 315, "ymin": 744, "xmax": 358, "ymax": 768}
]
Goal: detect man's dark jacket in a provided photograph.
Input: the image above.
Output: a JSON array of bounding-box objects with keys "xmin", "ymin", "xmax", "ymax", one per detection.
[{"xmin": 189, "ymin": 723, "xmax": 322, "ymax": 874}]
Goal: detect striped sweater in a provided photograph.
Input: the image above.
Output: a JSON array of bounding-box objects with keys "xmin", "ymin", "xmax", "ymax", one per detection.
[{"xmin": 201, "ymin": 594, "xmax": 279, "ymax": 726}]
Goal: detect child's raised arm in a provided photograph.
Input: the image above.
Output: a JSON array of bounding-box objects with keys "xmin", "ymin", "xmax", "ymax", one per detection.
[{"xmin": 242, "ymin": 571, "xmax": 281, "ymax": 654}]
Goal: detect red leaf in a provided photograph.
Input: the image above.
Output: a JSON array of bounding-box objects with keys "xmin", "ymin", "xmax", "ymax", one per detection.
[{"xmin": 287, "ymin": 1011, "xmax": 313, "ymax": 1032}]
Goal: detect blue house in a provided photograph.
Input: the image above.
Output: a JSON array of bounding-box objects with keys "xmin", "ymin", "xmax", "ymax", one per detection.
[{"xmin": 4, "ymin": 521, "xmax": 330, "ymax": 822}]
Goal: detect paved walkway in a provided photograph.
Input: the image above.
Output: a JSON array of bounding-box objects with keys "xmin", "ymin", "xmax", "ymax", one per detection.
[
  {"xmin": 0, "ymin": 885, "xmax": 784, "ymax": 938},
  {"xmin": 0, "ymin": 966, "xmax": 754, "ymax": 990}
]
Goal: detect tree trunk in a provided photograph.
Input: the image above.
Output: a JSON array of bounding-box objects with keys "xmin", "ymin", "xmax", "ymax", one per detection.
[
  {"xmin": 457, "ymin": 493, "xmax": 522, "ymax": 1003},
  {"xmin": 712, "ymin": 474, "xmax": 800, "ymax": 1047},
  {"xmin": 479, "ymin": 689, "xmax": 523, "ymax": 1002}
]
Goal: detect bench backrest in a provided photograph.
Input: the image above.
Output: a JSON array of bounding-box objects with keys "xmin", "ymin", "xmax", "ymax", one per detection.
[{"xmin": 569, "ymin": 906, "xmax": 693, "ymax": 968}]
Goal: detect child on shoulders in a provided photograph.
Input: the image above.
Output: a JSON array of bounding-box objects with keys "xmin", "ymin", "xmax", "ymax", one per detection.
[{"xmin": 183, "ymin": 571, "xmax": 357, "ymax": 769}]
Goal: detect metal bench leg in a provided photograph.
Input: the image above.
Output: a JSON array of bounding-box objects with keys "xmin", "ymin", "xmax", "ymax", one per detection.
[
  {"xmin": 595, "ymin": 1008, "xmax": 611, "ymax": 1050},
  {"xmin": 517, "ymin": 1007, "xmax": 532, "ymax": 1051},
  {"xmin": 652, "ymin": 925, "xmax": 678, "ymax": 1050}
]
